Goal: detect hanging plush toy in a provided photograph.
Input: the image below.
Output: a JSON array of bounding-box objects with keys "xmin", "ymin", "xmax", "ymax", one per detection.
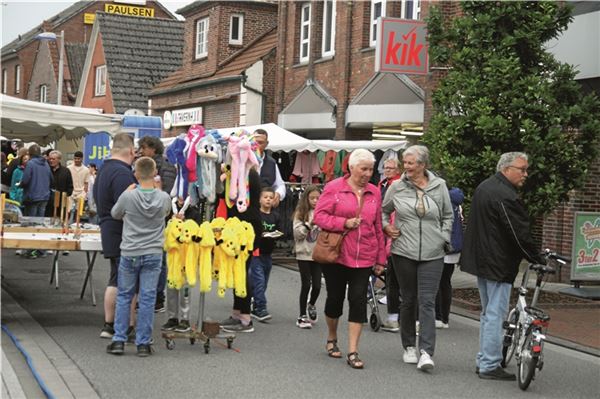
[
  {"xmin": 195, "ymin": 131, "xmax": 223, "ymax": 203},
  {"xmin": 185, "ymin": 124, "xmax": 205, "ymax": 184},
  {"xmin": 180, "ymin": 219, "xmax": 200, "ymax": 287},
  {"xmin": 197, "ymin": 221, "xmax": 215, "ymax": 293},
  {"xmin": 225, "ymin": 130, "xmax": 259, "ymax": 213},
  {"xmin": 166, "ymin": 137, "xmax": 189, "ymax": 199},
  {"xmin": 164, "ymin": 218, "xmax": 185, "ymax": 289},
  {"xmin": 219, "ymin": 223, "xmax": 239, "ymax": 297}
]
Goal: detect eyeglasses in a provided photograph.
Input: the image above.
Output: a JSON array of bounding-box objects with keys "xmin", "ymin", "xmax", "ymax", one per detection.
[
  {"xmin": 508, "ymin": 165, "xmax": 528, "ymax": 173},
  {"xmin": 383, "ymin": 167, "xmax": 398, "ymax": 170}
]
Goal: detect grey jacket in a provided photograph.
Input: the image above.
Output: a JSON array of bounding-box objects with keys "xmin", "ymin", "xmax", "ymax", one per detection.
[
  {"xmin": 382, "ymin": 170, "xmax": 453, "ymax": 261},
  {"xmin": 111, "ymin": 187, "xmax": 171, "ymax": 257},
  {"xmin": 293, "ymin": 210, "xmax": 319, "ymax": 261}
]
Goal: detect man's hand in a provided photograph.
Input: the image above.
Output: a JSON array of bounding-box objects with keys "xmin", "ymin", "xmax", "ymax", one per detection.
[{"xmin": 273, "ymin": 192, "xmax": 281, "ymax": 208}]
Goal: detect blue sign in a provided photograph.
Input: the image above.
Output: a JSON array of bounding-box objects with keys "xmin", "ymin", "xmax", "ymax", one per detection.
[
  {"xmin": 122, "ymin": 115, "xmax": 162, "ymax": 139},
  {"xmin": 84, "ymin": 132, "xmax": 111, "ymax": 168}
]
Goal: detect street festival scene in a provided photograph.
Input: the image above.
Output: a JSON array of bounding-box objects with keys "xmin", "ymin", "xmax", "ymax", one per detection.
[{"xmin": 0, "ymin": 0, "xmax": 599, "ymax": 398}]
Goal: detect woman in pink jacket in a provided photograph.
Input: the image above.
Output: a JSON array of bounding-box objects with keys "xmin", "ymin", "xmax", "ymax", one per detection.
[{"xmin": 313, "ymin": 149, "xmax": 387, "ymax": 369}]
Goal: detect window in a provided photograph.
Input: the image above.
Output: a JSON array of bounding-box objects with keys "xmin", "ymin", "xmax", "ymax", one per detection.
[
  {"xmin": 14, "ymin": 65, "xmax": 21, "ymax": 94},
  {"xmin": 95, "ymin": 65, "xmax": 106, "ymax": 96},
  {"xmin": 321, "ymin": 0, "xmax": 336, "ymax": 57},
  {"xmin": 229, "ymin": 14, "xmax": 243, "ymax": 45},
  {"xmin": 39, "ymin": 84, "xmax": 47, "ymax": 103},
  {"xmin": 401, "ymin": 0, "xmax": 421, "ymax": 20},
  {"xmin": 299, "ymin": 3, "xmax": 311, "ymax": 62},
  {"xmin": 1, "ymin": 69, "xmax": 6, "ymax": 94},
  {"xmin": 195, "ymin": 17, "xmax": 209, "ymax": 59},
  {"xmin": 370, "ymin": 0, "xmax": 386, "ymax": 47}
]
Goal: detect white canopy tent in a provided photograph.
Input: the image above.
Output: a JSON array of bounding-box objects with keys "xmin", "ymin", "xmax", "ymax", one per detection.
[{"xmin": 0, "ymin": 94, "xmax": 122, "ymax": 145}]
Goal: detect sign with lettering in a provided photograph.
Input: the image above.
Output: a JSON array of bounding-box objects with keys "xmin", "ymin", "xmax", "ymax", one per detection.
[
  {"xmin": 172, "ymin": 107, "xmax": 203, "ymax": 127},
  {"xmin": 84, "ymin": 132, "xmax": 111, "ymax": 169},
  {"xmin": 375, "ymin": 18, "xmax": 428, "ymax": 75},
  {"xmin": 571, "ymin": 212, "xmax": 600, "ymax": 281},
  {"xmin": 104, "ymin": 3, "xmax": 154, "ymax": 18},
  {"xmin": 84, "ymin": 13, "xmax": 96, "ymax": 25},
  {"xmin": 163, "ymin": 110, "xmax": 172, "ymax": 129}
]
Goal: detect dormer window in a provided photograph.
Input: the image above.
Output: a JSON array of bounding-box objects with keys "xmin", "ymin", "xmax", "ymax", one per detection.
[
  {"xmin": 196, "ymin": 17, "xmax": 209, "ymax": 59},
  {"xmin": 230, "ymin": 14, "xmax": 244, "ymax": 45}
]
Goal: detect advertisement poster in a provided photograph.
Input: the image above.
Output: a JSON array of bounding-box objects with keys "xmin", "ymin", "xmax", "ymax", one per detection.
[
  {"xmin": 571, "ymin": 212, "xmax": 600, "ymax": 281},
  {"xmin": 84, "ymin": 132, "xmax": 111, "ymax": 169}
]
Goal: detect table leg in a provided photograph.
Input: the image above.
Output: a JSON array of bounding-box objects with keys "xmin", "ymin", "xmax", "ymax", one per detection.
[
  {"xmin": 49, "ymin": 251, "xmax": 60, "ymax": 289},
  {"xmin": 80, "ymin": 251, "xmax": 97, "ymax": 306}
]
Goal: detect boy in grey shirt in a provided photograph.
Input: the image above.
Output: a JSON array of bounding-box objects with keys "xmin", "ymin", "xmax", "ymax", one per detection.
[{"xmin": 107, "ymin": 156, "xmax": 171, "ymax": 357}]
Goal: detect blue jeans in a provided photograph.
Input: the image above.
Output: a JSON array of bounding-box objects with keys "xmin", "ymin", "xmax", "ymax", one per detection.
[
  {"xmin": 24, "ymin": 200, "xmax": 48, "ymax": 217},
  {"xmin": 113, "ymin": 253, "xmax": 162, "ymax": 345},
  {"xmin": 476, "ymin": 277, "xmax": 512, "ymax": 373},
  {"xmin": 250, "ymin": 254, "xmax": 272, "ymax": 312}
]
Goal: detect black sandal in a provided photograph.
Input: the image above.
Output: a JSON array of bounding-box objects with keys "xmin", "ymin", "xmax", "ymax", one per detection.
[
  {"xmin": 326, "ymin": 339, "xmax": 342, "ymax": 358},
  {"xmin": 346, "ymin": 352, "xmax": 364, "ymax": 369}
]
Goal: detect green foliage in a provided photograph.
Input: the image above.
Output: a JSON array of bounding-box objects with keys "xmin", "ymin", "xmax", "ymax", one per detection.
[{"xmin": 424, "ymin": 1, "xmax": 600, "ymax": 217}]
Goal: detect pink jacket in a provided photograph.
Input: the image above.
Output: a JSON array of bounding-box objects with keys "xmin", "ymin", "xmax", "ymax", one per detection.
[{"xmin": 313, "ymin": 176, "xmax": 387, "ymax": 268}]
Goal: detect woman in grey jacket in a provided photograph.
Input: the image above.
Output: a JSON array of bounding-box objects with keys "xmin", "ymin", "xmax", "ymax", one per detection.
[{"xmin": 382, "ymin": 145, "xmax": 453, "ymax": 372}]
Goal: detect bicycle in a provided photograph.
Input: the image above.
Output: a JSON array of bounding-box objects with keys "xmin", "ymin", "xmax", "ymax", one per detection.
[{"xmin": 501, "ymin": 249, "xmax": 570, "ymax": 390}]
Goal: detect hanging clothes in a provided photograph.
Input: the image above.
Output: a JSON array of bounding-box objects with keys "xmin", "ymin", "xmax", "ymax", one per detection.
[
  {"xmin": 321, "ymin": 150, "xmax": 337, "ymax": 182},
  {"xmin": 291, "ymin": 151, "xmax": 321, "ymax": 184}
]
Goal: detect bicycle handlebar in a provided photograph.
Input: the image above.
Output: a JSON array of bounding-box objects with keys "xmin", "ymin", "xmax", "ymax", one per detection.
[{"xmin": 542, "ymin": 249, "xmax": 571, "ymax": 264}]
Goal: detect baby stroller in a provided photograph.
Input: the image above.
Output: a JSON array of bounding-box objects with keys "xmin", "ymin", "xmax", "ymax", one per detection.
[{"xmin": 367, "ymin": 271, "xmax": 387, "ymax": 331}]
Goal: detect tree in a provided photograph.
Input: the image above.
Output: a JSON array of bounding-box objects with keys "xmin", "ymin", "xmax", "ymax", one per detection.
[{"xmin": 424, "ymin": 1, "xmax": 600, "ymax": 217}]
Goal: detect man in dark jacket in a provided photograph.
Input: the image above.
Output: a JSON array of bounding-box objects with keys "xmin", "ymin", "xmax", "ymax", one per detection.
[
  {"xmin": 45, "ymin": 150, "xmax": 73, "ymax": 217},
  {"xmin": 138, "ymin": 135, "xmax": 176, "ymax": 312},
  {"xmin": 20, "ymin": 144, "xmax": 53, "ymax": 217},
  {"xmin": 93, "ymin": 133, "xmax": 137, "ymax": 339},
  {"xmin": 253, "ymin": 129, "xmax": 286, "ymax": 207},
  {"xmin": 460, "ymin": 152, "xmax": 543, "ymax": 381}
]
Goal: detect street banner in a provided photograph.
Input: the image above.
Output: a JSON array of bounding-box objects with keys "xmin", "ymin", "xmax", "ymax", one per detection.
[
  {"xmin": 375, "ymin": 17, "xmax": 428, "ymax": 75},
  {"xmin": 84, "ymin": 132, "xmax": 111, "ymax": 168},
  {"xmin": 571, "ymin": 211, "xmax": 600, "ymax": 281}
]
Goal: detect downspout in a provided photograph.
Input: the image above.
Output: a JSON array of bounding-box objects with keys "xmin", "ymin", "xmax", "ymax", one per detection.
[
  {"xmin": 242, "ymin": 72, "xmax": 266, "ymax": 124},
  {"xmin": 341, "ymin": 0, "xmax": 354, "ymax": 140}
]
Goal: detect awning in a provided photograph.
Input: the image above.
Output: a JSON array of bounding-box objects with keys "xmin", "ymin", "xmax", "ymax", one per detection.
[
  {"xmin": 277, "ymin": 81, "xmax": 337, "ymax": 135},
  {"xmin": 0, "ymin": 94, "xmax": 122, "ymax": 145},
  {"xmin": 122, "ymin": 115, "xmax": 162, "ymax": 138}
]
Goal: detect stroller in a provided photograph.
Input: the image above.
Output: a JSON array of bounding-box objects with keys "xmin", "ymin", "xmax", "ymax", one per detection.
[{"xmin": 367, "ymin": 271, "xmax": 387, "ymax": 331}]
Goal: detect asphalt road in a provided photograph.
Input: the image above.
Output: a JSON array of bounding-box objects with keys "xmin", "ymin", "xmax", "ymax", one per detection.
[{"xmin": 1, "ymin": 250, "xmax": 599, "ymax": 399}]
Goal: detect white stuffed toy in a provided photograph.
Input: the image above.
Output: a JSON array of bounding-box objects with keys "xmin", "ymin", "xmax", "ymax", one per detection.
[{"xmin": 195, "ymin": 132, "xmax": 223, "ymax": 203}]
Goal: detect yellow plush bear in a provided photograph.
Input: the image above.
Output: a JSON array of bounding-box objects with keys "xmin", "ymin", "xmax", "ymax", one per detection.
[
  {"xmin": 210, "ymin": 217, "xmax": 227, "ymax": 282},
  {"xmin": 218, "ymin": 226, "xmax": 239, "ymax": 298},
  {"xmin": 198, "ymin": 221, "xmax": 215, "ymax": 293},
  {"xmin": 164, "ymin": 218, "xmax": 185, "ymax": 289},
  {"xmin": 180, "ymin": 219, "xmax": 200, "ymax": 287}
]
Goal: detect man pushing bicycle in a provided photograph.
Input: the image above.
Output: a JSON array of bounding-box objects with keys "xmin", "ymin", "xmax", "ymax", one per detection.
[{"xmin": 460, "ymin": 152, "xmax": 544, "ymax": 381}]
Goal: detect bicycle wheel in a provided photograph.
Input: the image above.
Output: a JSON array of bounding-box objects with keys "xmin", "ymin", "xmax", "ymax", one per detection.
[
  {"xmin": 517, "ymin": 332, "xmax": 538, "ymax": 390},
  {"xmin": 502, "ymin": 309, "xmax": 519, "ymax": 367}
]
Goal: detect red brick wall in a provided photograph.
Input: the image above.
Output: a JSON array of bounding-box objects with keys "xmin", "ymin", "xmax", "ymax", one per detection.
[{"xmin": 79, "ymin": 34, "xmax": 115, "ymax": 114}]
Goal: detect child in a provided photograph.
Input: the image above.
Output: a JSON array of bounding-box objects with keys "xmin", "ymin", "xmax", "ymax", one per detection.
[
  {"xmin": 292, "ymin": 185, "xmax": 322, "ymax": 329},
  {"xmin": 250, "ymin": 187, "xmax": 281, "ymax": 322},
  {"xmin": 107, "ymin": 156, "xmax": 171, "ymax": 357}
]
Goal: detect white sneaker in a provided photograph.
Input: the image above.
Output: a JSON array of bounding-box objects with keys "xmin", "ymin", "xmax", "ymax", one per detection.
[
  {"xmin": 296, "ymin": 316, "xmax": 312, "ymax": 329},
  {"xmin": 435, "ymin": 320, "xmax": 449, "ymax": 329},
  {"xmin": 377, "ymin": 296, "xmax": 388, "ymax": 305},
  {"xmin": 403, "ymin": 346, "xmax": 418, "ymax": 364},
  {"xmin": 417, "ymin": 349, "xmax": 434, "ymax": 370}
]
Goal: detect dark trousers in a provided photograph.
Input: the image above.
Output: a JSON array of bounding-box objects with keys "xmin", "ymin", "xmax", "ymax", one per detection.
[
  {"xmin": 435, "ymin": 263, "xmax": 455, "ymax": 323},
  {"xmin": 233, "ymin": 256, "xmax": 252, "ymax": 314},
  {"xmin": 322, "ymin": 263, "xmax": 372, "ymax": 323},
  {"xmin": 298, "ymin": 260, "xmax": 322, "ymax": 316},
  {"xmin": 386, "ymin": 257, "xmax": 401, "ymax": 315}
]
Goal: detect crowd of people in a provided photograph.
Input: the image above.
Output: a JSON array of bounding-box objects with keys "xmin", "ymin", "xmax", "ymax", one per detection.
[{"xmin": 3, "ymin": 137, "xmax": 541, "ymax": 380}]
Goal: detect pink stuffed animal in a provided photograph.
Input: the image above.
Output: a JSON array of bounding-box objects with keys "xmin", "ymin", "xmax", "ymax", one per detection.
[{"xmin": 225, "ymin": 131, "xmax": 259, "ymax": 212}]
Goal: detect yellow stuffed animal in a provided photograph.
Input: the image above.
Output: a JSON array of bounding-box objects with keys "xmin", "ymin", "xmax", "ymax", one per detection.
[
  {"xmin": 198, "ymin": 221, "xmax": 215, "ymax": 293},
  {"xmin": 164, "ymin": 218, "xmax": 185, "ymax": 289},
  {"xmin": 218, "ymin": 226, "xmax": 238, "ymax": 297},
  {"xmin": 180, "ymin": 219, "xmax": 200, "ymax": 287},
  {"xmin": 210, "ymin": 217, "xmax": 227, "ymax": 282}
]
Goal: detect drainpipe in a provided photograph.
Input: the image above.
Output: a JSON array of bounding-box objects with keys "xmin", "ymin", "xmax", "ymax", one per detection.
[
  {"xmin": 341, "ymin": 0, "xmax": 354, "ymax": 140},
  {"xmin": 242, "ymin": 72, "xmax": 266, "ymax": 124}
]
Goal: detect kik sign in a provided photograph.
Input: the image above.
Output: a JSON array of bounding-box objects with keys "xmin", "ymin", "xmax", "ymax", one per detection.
[{"xmin": 375, "ymin": 18, "xmax": 428, "ymax": 75}]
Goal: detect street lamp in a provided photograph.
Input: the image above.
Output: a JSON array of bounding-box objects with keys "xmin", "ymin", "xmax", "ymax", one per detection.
[{"xmin": 35, "ymin": 30, "xmax": 64, "ymax": 105}]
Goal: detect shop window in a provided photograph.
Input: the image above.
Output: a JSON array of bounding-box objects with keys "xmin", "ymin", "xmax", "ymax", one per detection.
[
  {"xmin": 95, "ymin": 65, "xmax": 106, "ymax": 96},
  {"xmin": 230, "ymin": 14, "xmax": 244, "ymax": 45},
  {"xmin": 299, "ymin": 3, "xmax": 311, "ymax": 63},
  {"xmin": 1, "ymin": 69, "xmax": 6, "ymax": 94},
  {"xmin": 39, "ymin": 84, "xmax": 47, "ymax": 103},
  {"xmin": 402, "ymin": 0, "xmax": 421, "ymax": 20},
  {"xmin": 321, "ymin": 0, "xmax": 336, "ymax": 57},
  {"xmin": 196, "ymin": 17, "xmax": 209, "ymax": 59},
  {"xmin": 15, "ymin": 65, "xmax": 21, "ymax": 94},
  {"xmin": 370, "ymin": 0, "xmax": 386, "ymax": 47}
]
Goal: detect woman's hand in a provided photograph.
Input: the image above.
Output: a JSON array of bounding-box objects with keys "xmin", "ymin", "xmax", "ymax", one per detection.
[
  {"xmin": 383, "ymin": 224, "xmax": 400, "ymax": 239},
  {"xmin": 344, "ymin": 217, "xmax": 361, "ymax": 229},
  {"xmin": 373, "ymin": 264, "xmax": 385, "ymax": 276}
]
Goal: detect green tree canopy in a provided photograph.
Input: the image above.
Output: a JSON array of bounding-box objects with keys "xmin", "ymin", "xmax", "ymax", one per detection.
[{"xmin": 424, "ymin": 1, "xmax": 600, "ymax": 216}]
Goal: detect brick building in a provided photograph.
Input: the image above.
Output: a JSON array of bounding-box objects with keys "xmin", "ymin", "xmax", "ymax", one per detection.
[
  {"xmin": 1, "ymin": 1, "xmax": 175, "ymax": 106},
  {"xmin": 148, "ymin": 0, "xmax": 279, "ymax": 136}
]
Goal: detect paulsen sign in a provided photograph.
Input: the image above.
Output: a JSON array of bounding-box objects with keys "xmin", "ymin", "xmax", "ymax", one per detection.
[{"xmin": 375, "ymin": 18, "xmax": 428, "ymax": 75}]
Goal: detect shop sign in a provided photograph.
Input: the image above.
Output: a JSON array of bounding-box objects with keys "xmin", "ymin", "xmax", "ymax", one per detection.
[
  {"xmin": 84, "ymin": 13, "xmax": 96, "ymax": 25},
  {"xmin": 84, "ymin": 132, "xmax": 111, "ymax": 168},
  {"xmin": 375, "ymin": 18, "xmax": 428, "ymax": 75},
  {"xmin": 163, "ymin": 110, "xmax": 172, "ymax": 129},
  {"xmin": 172, "ymin": 107, "xmax": 203, "ymax": 127},
  {"xmin": 571, "ymin": 212, "xmax": 600, "ymax": 281},
  {"xmin": 104, "ymin": 3, "xmax": 154, "ymax": 18}
]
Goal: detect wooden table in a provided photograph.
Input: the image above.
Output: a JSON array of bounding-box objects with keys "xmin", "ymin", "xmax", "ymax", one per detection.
[{"xmin": 1, "ymin": 228, "xmax": 102, "ymax": 305}]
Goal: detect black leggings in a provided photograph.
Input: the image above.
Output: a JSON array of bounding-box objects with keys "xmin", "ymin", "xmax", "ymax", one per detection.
[
  {"xmin": 322, "ymin": 264, "xmax": 372, "ymax": 323},
  {"xmin": 233, "ymin": 256, "xmax": 252, "ymax": 314},
  {"xmin": 298, "ymin": 260, "xmax": 322, "ymax": 316},
  {"xmin": 435, "ymin": 263, "xmax": 455, "ymax": 323}
]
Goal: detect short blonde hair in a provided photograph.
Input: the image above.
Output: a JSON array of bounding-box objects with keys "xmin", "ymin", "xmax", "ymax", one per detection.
[{"xmin": 134, "ymin": 156, "xmax": 156, "ymax": 180}]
